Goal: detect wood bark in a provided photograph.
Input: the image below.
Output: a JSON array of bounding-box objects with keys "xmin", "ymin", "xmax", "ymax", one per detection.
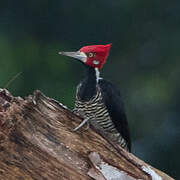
[{"xmin": 0, "ymin": 88, "xmax": 174, "ymax": 180}]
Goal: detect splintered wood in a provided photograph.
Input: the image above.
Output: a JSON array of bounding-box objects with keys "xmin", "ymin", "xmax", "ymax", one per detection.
[{"xmin": 0, "ymin": 89, "xmax": 174, "ymax": 180}]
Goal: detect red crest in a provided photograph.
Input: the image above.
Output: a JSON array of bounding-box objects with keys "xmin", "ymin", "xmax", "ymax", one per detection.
[{"xmin": 80, "ymin": 43, "xmax": 112, "ymax": 69}]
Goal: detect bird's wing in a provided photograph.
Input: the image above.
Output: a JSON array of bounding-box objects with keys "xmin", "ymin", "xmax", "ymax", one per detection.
[{"xmin": 98, "ymin": 79, "xmax": 131, "ymax": 151}]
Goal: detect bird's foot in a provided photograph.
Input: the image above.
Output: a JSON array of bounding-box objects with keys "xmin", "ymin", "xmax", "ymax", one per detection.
[
  {"xmin": 84, "ymin": 121, "xmax": 90, "ymax": 130},
  {"xmin": 73, "ymin": 118, "xmax": 89, "ymax": 132}
]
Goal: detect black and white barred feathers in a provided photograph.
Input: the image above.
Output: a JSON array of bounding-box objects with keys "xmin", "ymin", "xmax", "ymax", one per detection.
[{"xmin": 74, "ymin": 80, "xmax": 131, "ymax": 152}]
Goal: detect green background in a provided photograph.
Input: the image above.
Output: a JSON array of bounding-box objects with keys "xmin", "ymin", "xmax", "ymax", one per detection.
[{"xmin": 0, "ymin": 0, "xmax": 179, "ymax": 178}]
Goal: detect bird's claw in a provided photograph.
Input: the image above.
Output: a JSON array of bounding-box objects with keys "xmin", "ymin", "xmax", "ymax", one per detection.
[
  {"xmin": 73, "ymin": 118, "xmax": 89, "ymax": 132},
  {"xmin": 84, "ymin": 122, "xmax": 90, "ymax": 130}
]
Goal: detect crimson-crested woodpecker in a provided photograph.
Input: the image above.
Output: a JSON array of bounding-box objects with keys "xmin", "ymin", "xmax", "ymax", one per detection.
[{"xmin": 59, "ymin": 44, "xmax": 131, "ymax": 151}]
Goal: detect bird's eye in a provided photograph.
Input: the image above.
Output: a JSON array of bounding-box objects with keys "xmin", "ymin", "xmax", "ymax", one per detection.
[{"xmin": 88, "ymin": 52, "xmax": 94, "ymax": 58}]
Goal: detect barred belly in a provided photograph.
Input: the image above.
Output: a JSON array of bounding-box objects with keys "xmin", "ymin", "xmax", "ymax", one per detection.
[
  {"xmin": 74, "ymin": 88, "xmax": 114, "ymax": 132},
  {"xmin": 73, "ymin": 87, "xmax": 127, "ymax": 149}
]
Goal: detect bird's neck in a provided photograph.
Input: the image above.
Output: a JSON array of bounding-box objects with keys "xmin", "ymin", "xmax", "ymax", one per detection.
[{"xmin": 78, "ymin": 66, "xmax": 100, "ymax": 101}]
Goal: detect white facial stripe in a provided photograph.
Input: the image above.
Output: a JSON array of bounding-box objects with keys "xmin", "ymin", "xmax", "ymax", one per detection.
[{"xmin": 95, "ymin": 68, "xmax": 100, "ymax": 82}]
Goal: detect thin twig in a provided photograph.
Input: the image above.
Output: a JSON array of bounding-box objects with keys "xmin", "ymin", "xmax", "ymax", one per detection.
[{"xmin": 4, "ymin": 72, "xmax": 22, "ymax": 89}]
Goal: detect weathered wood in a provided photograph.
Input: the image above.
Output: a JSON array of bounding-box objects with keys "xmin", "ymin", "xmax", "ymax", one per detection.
[{"xmin": 0, "ymin": 89, "xmax": 174, "ymax": 180}]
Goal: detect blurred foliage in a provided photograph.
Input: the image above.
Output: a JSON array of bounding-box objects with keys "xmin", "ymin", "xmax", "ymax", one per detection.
[{"xmin": 0, "ymin": 0, "xmax": 180, "ymax": 178}]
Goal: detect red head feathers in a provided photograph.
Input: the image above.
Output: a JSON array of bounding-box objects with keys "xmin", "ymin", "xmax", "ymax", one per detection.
[
  {"xmin": 79, "ymin": 43, "xmax": 112, "ymax": 69},
  {"xmin": 59, "ymin": 43, "xmax": 112, "ymax": 69}
]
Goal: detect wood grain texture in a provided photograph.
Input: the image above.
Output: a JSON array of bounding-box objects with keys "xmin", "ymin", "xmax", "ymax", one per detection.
[{"xmin": 0, "ymin": 89, "xmax": 174, "ymax": 180}]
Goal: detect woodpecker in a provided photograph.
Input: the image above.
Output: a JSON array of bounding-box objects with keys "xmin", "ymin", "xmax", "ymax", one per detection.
[{"xmin": 59, "ymin": 44, "xmax": 131, "ymax": 151}]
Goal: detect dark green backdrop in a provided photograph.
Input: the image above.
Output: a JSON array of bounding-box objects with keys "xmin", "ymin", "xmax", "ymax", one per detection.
[{"xmin": 0, "ymin": 0, "xmax": 179, "ymax": 178}]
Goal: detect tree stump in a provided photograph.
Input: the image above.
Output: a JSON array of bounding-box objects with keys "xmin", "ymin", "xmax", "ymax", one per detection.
[{"xmin": 0, "ymin": 89, "xmax": 174, "ymax": 180}]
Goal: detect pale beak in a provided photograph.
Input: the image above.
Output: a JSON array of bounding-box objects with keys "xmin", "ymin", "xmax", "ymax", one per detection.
[{"xmin": 58, "ymin": 51, "xmax": 87, "ymax": 62}]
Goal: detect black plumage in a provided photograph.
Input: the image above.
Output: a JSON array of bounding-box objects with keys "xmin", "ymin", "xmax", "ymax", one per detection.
[{"xmin": 99, "ymin": 79, "xmax": 131, "ymax": 151}]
